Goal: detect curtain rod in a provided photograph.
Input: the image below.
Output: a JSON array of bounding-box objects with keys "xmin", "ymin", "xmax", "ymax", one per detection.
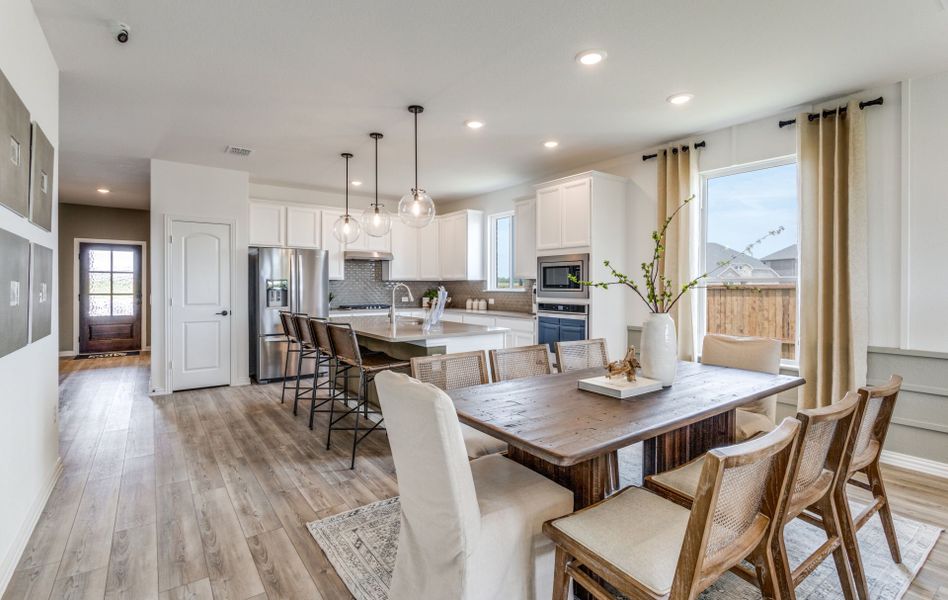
[
  {"xmin": 778, "ymin": 96, "xmax": 884, "ymax": 128},
  {"xmin": 642, "ymin": 140, "xmax": 706, "ymax": 161}
]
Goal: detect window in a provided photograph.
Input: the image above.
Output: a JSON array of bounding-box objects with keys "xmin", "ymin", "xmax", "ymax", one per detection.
[
  {"xmin": 488, "ymin": 211, "xmax": 525, "ymax": 291},
  {"xmin": 88, "ymin": 249, "xmax": 136, "ymax": 316},
  {"xmin": 700, "ymin": 158, "xmax": 799, "ymax": 363}
]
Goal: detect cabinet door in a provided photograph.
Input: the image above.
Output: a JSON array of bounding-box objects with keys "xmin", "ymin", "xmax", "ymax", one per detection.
[
  {"xmin": 537, "ymin": 317, "xmax": 560, "ymax": 352},
  {"xmin": 319, "ymin": 209, "xmax": 345, "ymax": 280},
  {"xmin": 418, "ymin": 222, "xmax": 441, "ymax": 280},
  {"xmin": 249, "ymin": 203, "xmax": 285, "ymax": 247},
  {"xmin": 513, "ymin": 330, "xmax": 535, "ymax": 348},
  {"xmin": 514, "ymin": 199, "xmax": 537, "ymax": 279},
  {"xmin": 389, "ymin": 219, "xmax": 419, "ymax": 280},
  {"xmin": 441, "ymin": 312, "xmax": 463, "ymax": 323},
  {"xmin": 461, "ymin": 314, "xmax": 494, "ymax": 327},
  {"xmin": 366, "ymin": 229, "xmax": 392, "ymax": 253},
  {"xmin": 285, "ymin": 206, "xmax": 321, "ymax": 248},
  {"xmin": 536, "ymin": 186, "xmax": 563, "ymax": 250},
  {"xmin": 560, "ymin": 178, "xmax": 591, "ymax": 248},
  {"xmin": 439, "ymin": 215, "xmax": 465, "ymax": 280},
  {"xmin": 559, "ymin": 319, "xmax": 587, "ymax": 342}
]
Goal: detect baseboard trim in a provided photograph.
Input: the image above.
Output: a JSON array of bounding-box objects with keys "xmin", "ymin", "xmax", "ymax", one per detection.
[
  {"xmin": 880, "ymin": 450, "xmax": 948, "ymax": 480},
  {"xmin": 58, "ymin": 350, "xmax": 75, "ymax": 358},
  {"xmin": 0, "ymin": 458, "xmax": 63, "ymax": 595}
]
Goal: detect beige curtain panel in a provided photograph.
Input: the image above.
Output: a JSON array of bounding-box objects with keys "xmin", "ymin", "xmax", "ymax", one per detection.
[
  {"xmin": 797, "ymin": 100, "xmax": 869, "ymax": 409},
  {"xmin": 657, "ymin": 147, "xmax": 698, "ymax": 361}
]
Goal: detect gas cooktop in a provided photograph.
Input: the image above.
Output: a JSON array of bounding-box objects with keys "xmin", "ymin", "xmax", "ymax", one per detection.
[{"xmin": 335, "ymin": 303, "xmax": 392, "ymax": 310}]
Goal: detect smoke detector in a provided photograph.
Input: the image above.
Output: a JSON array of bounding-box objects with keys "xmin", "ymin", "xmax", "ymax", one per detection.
[{"xmin": 225, "ymin": 145, "xmax": 253, "ymax": 157}]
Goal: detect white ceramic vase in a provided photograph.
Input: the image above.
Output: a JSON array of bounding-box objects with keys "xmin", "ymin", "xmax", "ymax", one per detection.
[{"xmin": 641, "ymin": 312, "xmax": 678, "ymax": 386}]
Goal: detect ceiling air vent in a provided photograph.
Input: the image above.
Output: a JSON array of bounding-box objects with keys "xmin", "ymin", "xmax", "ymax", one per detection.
[{"xmin": 225, "ymin": 145, "xmax": 253, "ymax": 157}]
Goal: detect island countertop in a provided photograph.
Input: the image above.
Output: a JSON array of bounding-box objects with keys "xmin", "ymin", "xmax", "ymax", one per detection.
[{"xmin": 328, "ymin": 315, "xmax": 509, "ymax": 344}]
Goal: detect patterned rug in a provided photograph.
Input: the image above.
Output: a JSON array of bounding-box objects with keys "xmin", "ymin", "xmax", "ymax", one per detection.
[{"xmin": 308, "ymin": 491, "xmax": 940, "ymax": 600}]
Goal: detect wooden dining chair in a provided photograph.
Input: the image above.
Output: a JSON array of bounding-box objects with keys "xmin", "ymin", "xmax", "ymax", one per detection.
[
  {"xmin": 410, "ymin": 351, "xmax": 507, "ymax": 460},
  {"xmin": 544, "ymin": 417, "xmax": 801, "ymax": 600},
  {"xmin": 645, "ymin": 392, "xmax": 862, "ymax": 598},
  {"xmin": 489, "ymin": 344, "xmax": 553, "ymax": 381},
  {"xmin": 555, "ymin": 338, "xmax": 609, "ymax": 373},
  {"xmin": 702, "ymin": 333, "xmax": 782, "ymax": 440},
  {"xmin": 836, "ymin": 375, "xmax": 903, "ymax": 600}
]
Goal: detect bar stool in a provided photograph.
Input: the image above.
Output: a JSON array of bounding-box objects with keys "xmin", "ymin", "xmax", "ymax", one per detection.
[
  {"xmin": 326, "ymin": 322, "xmax": 410, "ymax": 468},
  {"xmin": 291, "ymin": 313, "xmax": 320, "ymax": 418},
  {"xmin": 278, "ymin": 311, "xmax": 301, "ymax": 404},
  {"xmin": 303, "ymin": 317, "xmax": 342, "ymax": 430}
]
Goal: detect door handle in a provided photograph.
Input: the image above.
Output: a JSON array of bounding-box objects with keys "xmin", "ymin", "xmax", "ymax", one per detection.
[{"xmin": 216, "ymin": 310, "xmax": 230, "ymax": 316}]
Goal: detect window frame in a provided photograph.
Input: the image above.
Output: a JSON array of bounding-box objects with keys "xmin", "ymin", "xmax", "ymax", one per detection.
[
  {"xmin": 485, "ymin": 210, "xmax": 525, "ymax": 292},
  {"xmin": 698, "ymin": 154, "xmax": 800, "ymax": 368}
]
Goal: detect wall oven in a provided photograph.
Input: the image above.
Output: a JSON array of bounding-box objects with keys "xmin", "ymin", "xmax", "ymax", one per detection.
[
  {"xmin": 537, "ymin": 253, "xmax": 589, "ymax": 299},
  {"xmin": 537, "ymin": 302, "xmax": 589, "ymax": 352}
]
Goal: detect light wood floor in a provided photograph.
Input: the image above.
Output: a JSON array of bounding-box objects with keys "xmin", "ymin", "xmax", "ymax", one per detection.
[{"xmin": 3, "ymin": 354, "xmax": 947, "ymax": 599}]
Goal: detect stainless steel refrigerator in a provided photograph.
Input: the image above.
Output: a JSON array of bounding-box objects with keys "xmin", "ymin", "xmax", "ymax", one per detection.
[{"xmin": 249, "ymin": 247, "xmax": 329, "ymax": 382}]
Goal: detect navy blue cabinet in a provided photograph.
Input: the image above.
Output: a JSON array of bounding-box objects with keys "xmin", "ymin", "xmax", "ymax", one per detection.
[{"xmin": 538, "ymin": 316, "xmax": 587, "ymax": 351}]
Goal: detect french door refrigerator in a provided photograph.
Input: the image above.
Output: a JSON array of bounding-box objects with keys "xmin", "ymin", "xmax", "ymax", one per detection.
[{"xmin": 249, "ymin": 247, "xmax": 329, "ymax": 382}]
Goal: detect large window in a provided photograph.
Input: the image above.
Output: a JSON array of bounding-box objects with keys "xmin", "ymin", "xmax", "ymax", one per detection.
[
  {"xmin": 700, "ymin": 158, "xmax": 799, "ymax": 362},
  {"xmin": 488, "ymin": 211, "xmax": 525, "ymax": 291}
]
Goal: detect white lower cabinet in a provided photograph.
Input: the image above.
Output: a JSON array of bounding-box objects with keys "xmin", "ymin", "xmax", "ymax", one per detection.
[{"xmin": 457, "ymin": 313, "xmax": 536, "ymax": 348}]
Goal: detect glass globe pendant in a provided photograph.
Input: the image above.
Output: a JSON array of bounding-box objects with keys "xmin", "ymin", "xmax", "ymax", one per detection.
[
  {"xmin": 333, "ymin": 153, "xmax": 362, "ymax": 245},
  {"xmin": 362, "ymin": 132, "xmax": 392, "ymax": 237},
  {"xmin": 397, "ymin": 105, "xmax": 436, "ymax": 228}
]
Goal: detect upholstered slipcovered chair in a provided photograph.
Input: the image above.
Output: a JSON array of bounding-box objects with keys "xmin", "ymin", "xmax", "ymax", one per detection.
[
  {"xmin": 375, "ymin": 371, "xmax": 574, "ymax": 600},
  {"xmin": 702, "ymin": 333, "xmax": 782, "ymax": 440}
]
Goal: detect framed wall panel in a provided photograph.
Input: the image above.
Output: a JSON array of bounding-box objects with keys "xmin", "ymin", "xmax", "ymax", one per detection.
[
  {"xmin": 0, "ymin": 228, "xmax": 30, "ymax": 357},
  {"xmin": 30, "ymin": 123, "xmax": 53, "ymax": 231},
  {"xmin": 30, "ymin": 243, "xmax": 52, "ymax": 342},
  {"xmin": 0, "ymin": 69, "xmax": 31, "ymax": 218}
]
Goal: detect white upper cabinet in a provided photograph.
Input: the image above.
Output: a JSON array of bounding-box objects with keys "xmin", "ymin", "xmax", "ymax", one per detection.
[
  {"xmin": 438, "ymin": 210, "xmax": 483, "ymax": 281},
  {"xmin": 388, "ymin": 219, "xmax": 419, "ymax": 280},
  {"xmin": 320, "ymin": 208, "xmax": 346, "ymax": 280},
  {"xmin": 514, "ymin": 198, "xmax": 537, "ymax": 279},
  {"xmin": 418, "ymin": 221, "xmax": 441, "ymax": 280},
  {"xmin": 535, "ymin": 178, "xmax": 591, "ymax": 251},
  {"xmin": 285, "ymin": 206, "xmax": 321, "ymax": 248},
  {"xmin": 536, "ymin": 185, "xmax": 563, "ymax": 250},
  {"xmin": 365, "ymin": 229, "xmax": 392, "ymax": 253},
  {"xmin": 249, "ymin": 202, "xmax": 285, "ymax": 247}
]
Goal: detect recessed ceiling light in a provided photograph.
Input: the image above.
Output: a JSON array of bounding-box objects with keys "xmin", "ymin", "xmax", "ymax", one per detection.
[
  {"xmin": 464, "ymin": 120, "xmax": 484, "ymax": 129},
  {"xmin": 351, "ymin": 180, "xmax": 362, "ymax": 186},
  {"xmin": 667, "ymin": 93, "xmax": 694, "ymax": 105},
  {"xmin": 97, "ymin": 188, "xmax": 110, "ymax": 194},
  {"xmin": 544, "ymin": 140, "xmax": 559, "ymax": 148},
  {"xmin": 575, "ymin": 49, "xmax": 607, "ymax": 66}
]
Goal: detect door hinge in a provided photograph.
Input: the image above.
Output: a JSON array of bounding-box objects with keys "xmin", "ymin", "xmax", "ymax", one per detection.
[{"xmin": 169, "ymin": 235, "xmax": 173, "ymax": 244}]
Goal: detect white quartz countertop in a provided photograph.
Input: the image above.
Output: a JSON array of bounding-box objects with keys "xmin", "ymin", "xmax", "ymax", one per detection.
[
  {"xmin": 327, "ymin": 315, "xmax": 509, "ymax": 343},
  {"xmin": 329, "ymin": 307, "xmax": 535, "ymax": 320}
]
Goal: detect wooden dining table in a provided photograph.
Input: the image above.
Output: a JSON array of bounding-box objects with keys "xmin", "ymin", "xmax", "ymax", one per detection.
[{"xmin": 448, "ymin": 360, "xmax": 804, "ymax": 510}]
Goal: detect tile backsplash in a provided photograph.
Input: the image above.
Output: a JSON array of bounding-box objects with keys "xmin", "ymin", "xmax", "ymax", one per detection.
[{"xmin": 329, "ymin": 260, "xmax": 535, "ymax": 313}]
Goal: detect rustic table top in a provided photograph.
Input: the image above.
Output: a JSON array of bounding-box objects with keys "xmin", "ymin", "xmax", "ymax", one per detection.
[{"xmin": 447, "ymin": 361, "xmax": 804, "ymax": 466}]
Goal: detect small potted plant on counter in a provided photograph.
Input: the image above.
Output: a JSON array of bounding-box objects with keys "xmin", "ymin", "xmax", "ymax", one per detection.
[{"xmin": 422, "ymin": 288, "xmax": 439, "ymax": 309}]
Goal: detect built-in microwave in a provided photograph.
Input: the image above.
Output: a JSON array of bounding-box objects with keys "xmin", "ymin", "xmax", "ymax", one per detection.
[{"xmin": 536, "ymin": 253, "xmax": 589, "ymax": 299}]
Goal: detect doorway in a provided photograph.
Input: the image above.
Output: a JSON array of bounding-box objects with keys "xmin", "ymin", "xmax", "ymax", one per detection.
[{"xmin": 78, "ymin": 242, "xmax": 143, "ymax": 354}]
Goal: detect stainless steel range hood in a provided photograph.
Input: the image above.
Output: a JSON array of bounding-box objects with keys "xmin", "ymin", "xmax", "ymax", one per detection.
[{"xmin": 344, "ymin": 249, "xmax": 394, "ymax": 261}]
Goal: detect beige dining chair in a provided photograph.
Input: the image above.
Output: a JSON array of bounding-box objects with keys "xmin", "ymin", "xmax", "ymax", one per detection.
[
  {"xmin": 555, "ymin": 338, "xmax": 609, "ymax": 373},
  {"xmin": 646, "ymin": 392, "xmax": 862, "ymax": 598},
  {"xmin": 375, "ymin": 370, "xmax": 574, "ymax": 600},
  {"xmin": 837, "ymin": 375, "xmax": 903, "ymax": 600},
  {"xmin": 490, "ymin": 344, "xmax": 553, "ymax": 382},
  {"xmin": 702, "ymin": 333, "xmax": 782, "ymax": 440},
  {"xmin": 410, "ymin": 351, "xmax": 507, "ymax": 460},
  {"xmin": 544, "ymin": 417, "xmax": 801, "ymax": 600}
]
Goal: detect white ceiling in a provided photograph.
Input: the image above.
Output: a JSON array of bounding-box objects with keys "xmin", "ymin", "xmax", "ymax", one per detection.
[{"xmin": 33, "ymin": 0, "xmax": 948, "ymax": 210}]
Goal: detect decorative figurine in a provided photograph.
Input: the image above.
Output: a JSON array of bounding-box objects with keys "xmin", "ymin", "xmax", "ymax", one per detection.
[{"xmin": 606, "ymin": 347, "xmax": 642, "ymax": 382}]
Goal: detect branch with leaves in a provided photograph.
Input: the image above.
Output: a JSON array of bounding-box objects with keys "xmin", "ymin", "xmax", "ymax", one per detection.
[{"xmin": 569, "ymin": 194, "xmax": 785, "ymax": 313}]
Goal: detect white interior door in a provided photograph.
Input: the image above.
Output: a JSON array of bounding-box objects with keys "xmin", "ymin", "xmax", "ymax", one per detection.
[{"xmin": 171, "ymin": 220, "xmax": 231, "ymax": 390}]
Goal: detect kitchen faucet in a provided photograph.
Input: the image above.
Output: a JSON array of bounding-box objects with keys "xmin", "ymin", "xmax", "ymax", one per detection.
[{"xmin": 390, "ymin": 283, "xmax": 414, "ymax": 323}]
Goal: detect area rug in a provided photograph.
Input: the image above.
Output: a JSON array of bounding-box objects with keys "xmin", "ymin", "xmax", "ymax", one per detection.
[{"xmin": 308, "ymin": 495, "xmax": 940, "ymax": 600}]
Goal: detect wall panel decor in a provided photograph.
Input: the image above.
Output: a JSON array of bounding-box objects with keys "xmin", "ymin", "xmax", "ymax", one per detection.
[
  {"xmin": 29, "ymin": 123, "xmax": 53, "ymax": 230},
  {"xmin": 0, "ymin": 69, "xmax": 31, "ymax": 217},
  {"xmin": 0, "ymin": 228, "xmax": 30, "ymax": 357},
  {"xmin": 30, "ymin": 242, "xmax": 52, "ymax": 341}
]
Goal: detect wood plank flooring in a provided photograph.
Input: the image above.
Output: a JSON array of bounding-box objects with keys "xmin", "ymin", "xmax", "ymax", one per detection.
[{"xmin": 3, "ymin": 354, "xmax": 947, "ymax": 599}]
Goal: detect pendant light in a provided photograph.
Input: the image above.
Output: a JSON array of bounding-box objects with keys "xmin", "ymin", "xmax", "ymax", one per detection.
[
  {"xmin": 361, "ymin": 132, "xmax": 392, "ymax": 237},
  {"xmin": 333, "ymin": 153, "xmax": 362, "ymax": 244},
  {"xmin": 397, "ymin": 105, "xmax": 436, "ymax": 228}
]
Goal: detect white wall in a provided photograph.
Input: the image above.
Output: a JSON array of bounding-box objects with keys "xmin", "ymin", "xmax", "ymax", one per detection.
[
  {"xmin": 150, "ymin": 160, "xmax": 250, "ymax": 393},
  {"xmin": 250, "ymin": 181, "xmax": 394, "ymax": 209},
  {"xmin": 0, "ymin": 0, "xmax": 60, "ymax": 590}
]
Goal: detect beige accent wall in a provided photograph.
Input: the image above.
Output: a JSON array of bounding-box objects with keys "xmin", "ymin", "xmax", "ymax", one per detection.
[{"xmin": 58, "ymin": 203, "xmax": 150, "ymax": 353}]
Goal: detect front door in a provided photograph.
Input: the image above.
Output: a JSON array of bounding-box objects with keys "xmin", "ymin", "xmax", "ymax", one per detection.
[
  {"xmin": 78, "ymin": 243, "xmax": 142, "ymax": 353},
  {"xmin": 170, "ymin": 220, "xmax": 231, "ymax": 390}
]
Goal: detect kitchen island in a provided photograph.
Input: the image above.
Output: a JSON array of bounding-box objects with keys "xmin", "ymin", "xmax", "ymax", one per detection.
[{"xmin": 328, "ymin": 315, "xmax": 508, "ymax": 359}]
